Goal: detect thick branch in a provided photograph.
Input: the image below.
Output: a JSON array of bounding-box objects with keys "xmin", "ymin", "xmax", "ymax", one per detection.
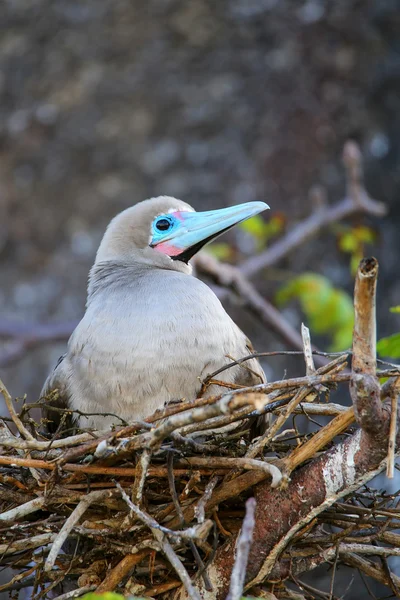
[
  {"xmin": 350, "ymin": 257, "xmax": 383, "ymax": 434},
  {"xmin": 174, "ymin": 419, "xmax": 400, "ymax": 600}
]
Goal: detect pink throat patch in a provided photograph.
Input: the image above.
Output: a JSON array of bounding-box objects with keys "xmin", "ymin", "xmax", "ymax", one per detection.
[{"xmin": 153, "ymin": 241, "xmax": 182, "ymax": 257}]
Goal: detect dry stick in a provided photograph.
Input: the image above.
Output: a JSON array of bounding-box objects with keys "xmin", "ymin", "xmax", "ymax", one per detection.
[
  {"xmin": 50, "ymin": 585, "xmax": 97, "ymax": 600},
  {"xmin": 226, "ymin": 497, "xmax": 256, "ymax": 600},
  {"xmin": 0, "ymin": 454, "xmax": 229, "ymax": 478},
  {"xmin": 143, "ymin": 581, "xmax": 182, "ymax": 597},
  {"xmin": 117, "ymin": 483, "xmax": 201, "ymax": 600},
  {"xmin": 0, "ymin": 432, "xmax": 98, "ymax": 451},
  {"xmin": 96, "ymin": 551, "xmax": 150, "ymax": 593},
  {"xmin": 131, "ymin": 448, "xmax": 151, "ymax": 504},
  {"xmin": 44, "ymin": 490, "xmax": 113, "ymax": 571},
  {"xmin": 0, "ymin": 564, "xmax": 39, "ymax": 594},
  {"xmin": 0, "ymin": 533, "xmax": 57, "ymax": 556},
  {"xmin": 0, "ymin": 496, "xmax": 46, "ymax": 522},
  {"xmin": 0, "ymin": 377, "xmax": 34, "ymax": 441},
  {"xmin": 301, "ymin": 324, "xmax": 316, "ymax": 376},
  {"xmin": 287, "ymin": 402, "xmax": 348, "ymax": 416},
  {"xmin": 350, "ymin": 257, "xmax": 382, "ymax": 435},
  {"xmin": 167, "ymin": 454, "xmax": 213, "ymax": 592},
  {"xmin": 195, "ymin": 477, "xmax": 219, "ymax": 525},
  {"xmin": 246, "ymin": 356, "xmax": 347, "ymax": 461},
  {"xmin": 342, "ymin": 552, "xmax": 400, "ymax": 590},
  {"xmin": 183, "ymin": 457, "xmax": 282, "ymax": 488},
  {"xmin": 387, "ymin": 385, "xmax": 400, "ymax": 478}
]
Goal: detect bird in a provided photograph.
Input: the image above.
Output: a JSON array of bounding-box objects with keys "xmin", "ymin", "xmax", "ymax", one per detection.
[{"xmin": 41, "ymin": 196, "xmax": 269, "ymax": 434}]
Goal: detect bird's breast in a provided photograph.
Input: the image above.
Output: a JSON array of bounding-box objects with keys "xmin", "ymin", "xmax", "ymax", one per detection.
[{"xmin": 67, "ymin": 274, "xmax": 243, "ymax": 428}]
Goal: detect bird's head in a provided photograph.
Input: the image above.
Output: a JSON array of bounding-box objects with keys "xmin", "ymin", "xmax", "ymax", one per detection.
[{"xmin": 95, "ymin": 196, "xmax": 269, "ymax": 272}]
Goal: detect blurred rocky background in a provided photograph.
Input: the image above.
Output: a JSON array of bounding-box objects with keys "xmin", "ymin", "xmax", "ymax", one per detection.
[{"xmin": 1, "ymin": 1, "xmax": 400, "ymax": 597}]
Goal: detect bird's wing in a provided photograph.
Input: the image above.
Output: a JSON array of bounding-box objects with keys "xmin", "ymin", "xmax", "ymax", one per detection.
[
  {"xmin": 233, "ymin": 335, "xmax": 266, "ymax": 387},
  {"xmin": 40, "ymin": 355, "xmax": 73, "ymax": 434}
]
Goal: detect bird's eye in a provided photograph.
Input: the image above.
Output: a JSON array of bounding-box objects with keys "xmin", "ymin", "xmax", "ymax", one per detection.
[{"xmin": 155, "ymin": 218, "xmax": 172, "ymax": 231}]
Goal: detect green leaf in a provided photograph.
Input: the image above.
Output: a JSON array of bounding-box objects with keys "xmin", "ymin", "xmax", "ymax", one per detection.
[
  {"xmin": 239, "ymin": 214, "xmax": 284, "ymax": 250},
  {"xmin": 239, "ymin": 215, "xmax": 268, "ymax": 239},
  {"xmin": 377, "ymin": 333, "xmax": 400, "ymax": 359},
  {"xmin": 276, "ymin": 273, "xmax": 354, "ymax": 351},
  {"xmin": 207, "ymin": 242, "xmax": 234, "ymax": 261},
  {"xmin": 336, "ymin": 225, "xmax": 376, "ymax": 275}
]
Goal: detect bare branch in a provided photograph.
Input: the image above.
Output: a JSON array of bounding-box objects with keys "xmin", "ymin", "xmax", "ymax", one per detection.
[
  {"xmin": 45, "ymin": 490, "xmax": 113, "ymax": 571},
  {"xmin": 0, "ymin": 377, "xmax": 34, "ymax": 441},
  {"xmin": 301, "ymin": 324, "xmax": 315, "ymax": 376},
  {"xmin": 387, "ymin": 390, "xmax": 399, "ymax": 478},
  {"xmin": 350, "ymin": 257, "xmax": 383, "ymax": 434},
  {"xmin": 227, "ymin": 497, "xmax": 256, "ymax": 600}
]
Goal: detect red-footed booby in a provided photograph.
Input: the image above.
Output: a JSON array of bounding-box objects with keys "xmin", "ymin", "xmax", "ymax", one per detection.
[{"xmin": 42, "ymin": 196, "xmax": 269, "ymax": 432}]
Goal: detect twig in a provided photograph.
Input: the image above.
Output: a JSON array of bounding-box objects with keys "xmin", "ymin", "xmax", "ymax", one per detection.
[
  {"xmin": 338, "ymin": 543, "xmax": 400, "ymax": 557},
  {"xmin": 0, "ymin": 533, "xmax": 57, "ymax": 556},
  {"xmin": 143, "ymin": 581, "xmax": 181, "ymax": 597},
  {"xmin": 286, "ymin": 402, "xmax": 348, "ymax": 416},
  {"xmin": 301, "ymin": 324, "xmax": 316, "ymax": 376},
  {"xmin": 167, "ymin": 453, "xmax": 212, "ymax": 591},
  {"xmin": 246, "ymin": 356, "xmax": 347, "ymax": 460},
  {"xmin": 0, "ymin": 496, "xmax": 45, "ymax": 522},
  {"xmin": 131, "ymin": 449, "xmax": 151, "ymax": 505},
  {"xmin": 342, "ymin": 552, "xmax": 400, "ymax": 590},
  {"xmin": 387, "ymin": 390, "xmax": 399, "ymax": 478},
  {"xmin": 44, "ymin": 490, "xmax": 113, "ymax": 571},
  {"xmin": 226, "ymin": 497, "xmax": 256, "ymax": 600},
  {"xmin": 350, "ymin": 257, "xmax": 382, "ymax": 434},
  {"xmin": 117, "ymin": 483, "xmax": 202, "ymax": 600},
  {"xmin": 0, "ymin": 431, "xmax": 99, "ymax": 451},
  {"xmin": 195, "ymin": 476, "xmax": 219, "ymax": 524},
  {"xmin": 96, "ymin": 551, "xmax": 151, "ymax": 593},
  {"xmin": 0, "ymin": 377, "xmax": 34, "ymax": 440},
  {"xmin": 50, "ymin": 585, "xmax": 97, "ymax": 600},
  {"xmin": 152, "ymin": 526, "xmax": 201, "ymax": 600},
  {"xmin": 183, "ymin": 457, "xmax": 282, "ymax": 488},
  {"xmin": 116, "ymin": 483, "xmax": 211, "ymax": 542}
]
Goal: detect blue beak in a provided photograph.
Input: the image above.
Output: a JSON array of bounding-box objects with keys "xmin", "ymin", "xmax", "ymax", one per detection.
[{"xmin": 151, "ymin": 201, "xmax": 269, "ymax": 263}]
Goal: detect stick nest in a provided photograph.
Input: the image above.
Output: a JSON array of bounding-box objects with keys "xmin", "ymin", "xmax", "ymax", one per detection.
[{"xmin": 1, "ymin": 351, "xmax": 400, "ymax": 600}]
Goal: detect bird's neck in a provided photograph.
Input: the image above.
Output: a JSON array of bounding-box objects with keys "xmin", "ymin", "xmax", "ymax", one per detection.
[
  {"xmin": 86, "ymin": 259, "xmax": 192, "ymax": 306},
  {"xmin": 87, "ymin": 261, "xmax": 150, "ymax": 302}
]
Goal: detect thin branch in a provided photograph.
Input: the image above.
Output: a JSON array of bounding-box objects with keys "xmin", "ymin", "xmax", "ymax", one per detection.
[
  {"xmin": 50, "ymin": 585, "xmax": 97, "ymax": 600},
  {"xmin": 117, "ymin": 483, "xmax": 202, "ymax": 600},
  {"xmin": 302, "ymin": 324, "xmax": 316, "ymax": 376},
  {"xmin": 183, "ymin": 457, "xmax": 282, "ymax": 488},
  {"xmin": 226, "ymin": 497, "xmax": 256, "ymax": 600},
  {"xmin": 195, "ymin": 476, "xmax": 219, "ymax": 525},
  {"xmin": 0, "ymin": 377, "xmax": 34, "ymax": 440},
  {"xmin": 0, "ymin": 533, "xmax": 57, "ymax": 556},
  {"xmin": 44, "ymin": 490, "xmax": 113, "ymax": 571},
  {"xmin": 167, "ymin": 453, "xmax": 212, "ymax": 591},
  {"xmin": 0, "ymin": 496, "xmax": 45, "ymax": 522},
  {"xmin": 387, "ymin": 391, "xmax": 399, "ymax": 478},
  {"xmin": 96, "ymin": 551, "xmax": 151, "ymax": 593},
  {"xmin": 131, "ymin": 449, "xmax": 151, "ymax": 505}
]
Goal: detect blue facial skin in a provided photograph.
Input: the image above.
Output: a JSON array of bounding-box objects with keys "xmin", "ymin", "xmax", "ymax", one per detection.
[
  {"xmin": 149, "ymin": 201, "xmax": 269, "ymax": 260},
  {"xmin": 151, "ymin": 215, "xmax": 180, "ymax": 246}
]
